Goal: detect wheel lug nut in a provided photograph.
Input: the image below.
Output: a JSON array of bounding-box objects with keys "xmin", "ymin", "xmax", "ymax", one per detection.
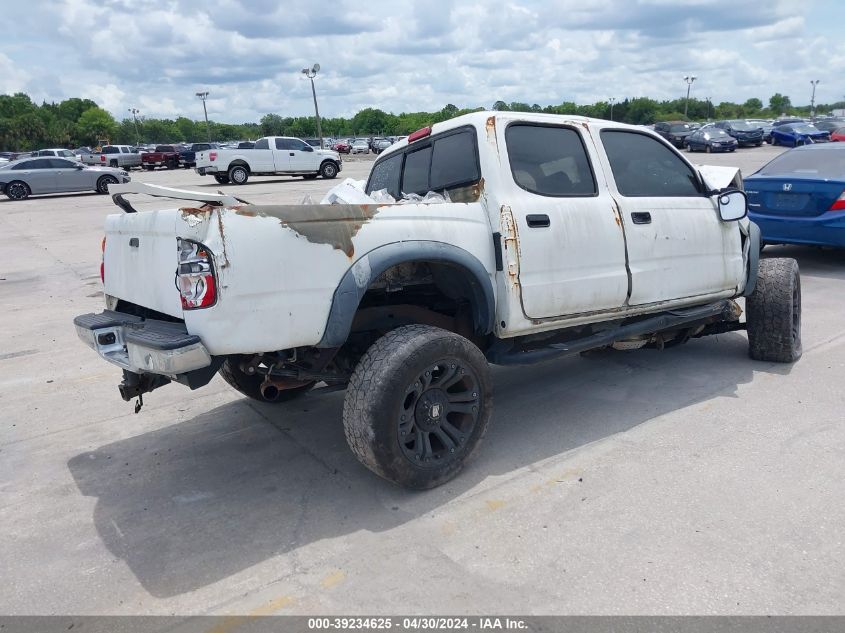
[
  {"xmin": 472, "ymin": 392, "xmax": 477, "ymax": 397},
  {"xmin": 450, "ymin": 448, "xmax": 455, "ymax": 453}
]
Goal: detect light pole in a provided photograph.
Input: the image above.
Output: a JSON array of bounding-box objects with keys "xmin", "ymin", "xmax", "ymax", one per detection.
[
  {"xmin": 706, "ymin": 97, "xmax": 712, "ymax": 120},
  {"xmin": 301, "ymin": 63, "xmax": 323, "ymax": 148},
  {"xmin": 683, "ymin": 75, "xmax": 697, "ymax": 119},
  {"xmin": 128, "ymin": 107, "xmax": 140, "ymax": 146},
  {"xmin": 195, "ymin": 91, "xmax": 211, "ymax": 142},
  {"xmin": 609, "ymin": 97, "xmax": 616, "ymax": 121},
  {"xmin": 810, "ymin": 80, "xmax": 820, "ymax": 118}
]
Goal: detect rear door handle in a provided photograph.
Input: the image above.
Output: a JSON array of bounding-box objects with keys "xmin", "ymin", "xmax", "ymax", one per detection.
[
  {"xmin": 631, "ymin": 212, "xmax": 652, "ymax": 224},
  {"xmin": 289, "ymin": 152, "xmax": 295, "ymax": 156},
  {"xmin": 526, "ymin": 214, "xmax": 550, "ymax": 228}
]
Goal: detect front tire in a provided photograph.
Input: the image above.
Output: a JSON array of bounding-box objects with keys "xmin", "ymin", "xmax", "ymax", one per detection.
[
  {"xmin": 228, "ymin": 164, "xmax": 249, "ymax": 185},
  {"xmin": 747, "ymin": 258, "xmax": 802, "ymax": 363},
  {"xmin": 343, "ymin": 325, "xmax": 492, "ymax": 489},
  {"xmin": 5, "ymin": 180, "xmax": 30, "ymax": 200},
  {"xmin": 96, "ymin": 175, "xmax": 118, "ymax": 194},
  {"xmin": 320, "ymin": 161, "xmax": 338, "ymax": 179},
  {"xmin": 218, "ymin": 358, "xmax": 314, "ymax": 403}
]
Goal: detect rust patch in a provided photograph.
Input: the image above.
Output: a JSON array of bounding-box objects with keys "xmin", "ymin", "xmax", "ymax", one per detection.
[
  {"xmin": 232, "ymin": 203, "xmax": 381, "ymax": 257},
  {"xmin": 216, "ymin": 208, "xmax": 230, "ymax": 268},
  {"xmin": 485, "ymin": 115, "xmax": 499, "ymax": 155}
]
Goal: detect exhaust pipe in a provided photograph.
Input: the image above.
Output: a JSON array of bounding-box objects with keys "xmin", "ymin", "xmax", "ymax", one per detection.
[
  {"xmin": 260, "ymin": 382, "xmax": 280, "ymax": 401},
  {"xmin": 259, "ymin": 376, "xmax": 312, "ymax": 401}
]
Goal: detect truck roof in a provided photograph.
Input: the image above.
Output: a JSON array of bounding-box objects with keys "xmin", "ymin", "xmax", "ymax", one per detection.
[{"xmin": 379, "ymin": 110, "xmax": 642, "ymax": 160}]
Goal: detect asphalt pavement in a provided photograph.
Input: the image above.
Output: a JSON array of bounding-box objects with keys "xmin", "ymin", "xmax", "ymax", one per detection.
[{"xmin": 1, "ymin": 145, "xmax": 843, "ymax": 615}]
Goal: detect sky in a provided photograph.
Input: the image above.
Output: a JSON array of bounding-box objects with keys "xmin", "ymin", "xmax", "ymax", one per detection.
[{"xmin": 2, "ymin": 0, "xmax": 843, "ymax": 123}]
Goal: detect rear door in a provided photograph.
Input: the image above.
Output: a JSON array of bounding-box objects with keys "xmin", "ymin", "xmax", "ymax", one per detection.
[
  {"xmin": 249, "ymin": 138, "xmax": 275, "ymax": 171},
  {"xmin": 13, "ymin": 158, "xmax": 56, "ymax": 193},
  {"xmin": 504, "ymin": 123, "xmax": 629, "ymax": 317},
  {"xmin": 597, "ymin": 129, "xmax": 744, "ymax": 305}
]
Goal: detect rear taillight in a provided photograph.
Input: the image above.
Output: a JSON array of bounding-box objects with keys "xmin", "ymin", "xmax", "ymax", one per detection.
[
  {"xmin": 830, "ymin": 191, "xmax": 845, "ymax": 211},
  {"xmin": 100, "ymin": 155, "xmax": 105, "ymax": 162},
  {"xmin": 209, "ymin": 151, "xmax": 217, "ymax": 162},
  {"xmin": 100, "ymin": 236, "xmax": 106, "ymax": 283},
  {"xmin": 176, "ymin": 238, "xmax": 216, "ymax": 309}
]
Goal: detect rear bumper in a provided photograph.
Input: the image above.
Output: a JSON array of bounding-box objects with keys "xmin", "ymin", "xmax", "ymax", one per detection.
[
  {"xmin": 749, "ymin": 211, "xmax": 845, "ymax": 247},
  {"xmin": 196, "ymin": 166, "xmax": 219, "ymax": 175},
  {"xmin": 74, "ymin": 310, "xmax": 212, "ymax": 376}
]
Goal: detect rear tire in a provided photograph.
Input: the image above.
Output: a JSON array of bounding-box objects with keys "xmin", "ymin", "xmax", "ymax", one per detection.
[
  {"xmin": 109, "ymin": 159, "xmax": 118, "ymax": 168},
  {"xmin": 213, "ymin": 174, "xmax": 230, "ymax": 184},
  {"xmin": 5, "ymin": 180, "xmax": 30, "ymax": 200},
  {"xmin": 747, "ymin": 258, "xmax": 802, "ymax": 363},
  {"xmin": 342, "ymin": 325, "xmax": 492, "ymax": 489},
  {"xmin": 96, "ymin": 175, "xmax": 118, "ymax": 194},
  {"xmin": 218, "ymin": 357, "xmax": 314, "ymax": 403},
  {"xmin": 167, "ymin": 158, "xmax": 177, "ymax": 169},
  {"xmin": 705, "ymin": 145, "xmax": 712, "ymax": 153},
  {"xmin": 144, "ymin": 165, "xmax": 154, "ymax": 171},
  {"xmin": 228, "ymin": 164, "xmax": 249, "ymax": 185}
]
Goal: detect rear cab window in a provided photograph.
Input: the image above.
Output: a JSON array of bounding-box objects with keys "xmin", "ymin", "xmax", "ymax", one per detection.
[
  {"xmin": 366, "ymin": 126, "xmax": 480, "ymax": 199},
  {"xmin": 505, "ymin": 123, "xmax": 596, "ymax": 196},
  {"xmin": 254, "ymin": 139, "xmax": 270, "ymax": 150}
]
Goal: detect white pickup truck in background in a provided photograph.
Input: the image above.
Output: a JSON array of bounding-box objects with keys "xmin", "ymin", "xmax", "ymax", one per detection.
[
  {"xmin": 75, "ymin": 111, "xmax": 801, "ymax": 490},
  {"xmin": 194, "ymin": 136, "xmax": 342, "ymax": 184}
]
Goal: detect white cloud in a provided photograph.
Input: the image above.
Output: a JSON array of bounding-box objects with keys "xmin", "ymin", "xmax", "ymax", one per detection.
[{"xmin": 2, "ymin": 0, "xmax": 841, "ymax": 123}]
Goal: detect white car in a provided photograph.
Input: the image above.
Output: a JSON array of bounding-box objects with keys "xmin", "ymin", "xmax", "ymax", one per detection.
[
  {"xmin": 75, "ymin": 111, "xmax": 799, "ymax": 489},
  {"xmin": 194, "ymin": 136, "xmax": 342, "ymax": 184},
  {"xmin": 351, "ymin": 140, "xmax": 370, "ymax": 154}
]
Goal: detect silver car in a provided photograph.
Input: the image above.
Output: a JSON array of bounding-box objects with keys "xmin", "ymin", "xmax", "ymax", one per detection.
[{"xmin": 0, "ymin": 156, "xmax": 130, "ymax": 200}]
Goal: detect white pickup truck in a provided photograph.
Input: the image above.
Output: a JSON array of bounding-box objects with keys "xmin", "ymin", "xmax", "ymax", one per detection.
[
  {"xmin": 194, "ymin": 136, "xmax": 342, "ymax": 184},
  {"xmin": 75, "ymin": 111, "xmax": 801, "ymax": 489}
]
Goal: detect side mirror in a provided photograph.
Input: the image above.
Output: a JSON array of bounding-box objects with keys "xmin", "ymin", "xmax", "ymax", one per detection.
[
  {"xmin": 716, "ymin": 189, "xmax": 747, "ymax": 221},
  {"xmin": 76, "ymin": 164, "xmax": 85, "ymax": 170},
  {"xmin": 303, "ymin": 145, "xmax": 314, "ymax": 152}
]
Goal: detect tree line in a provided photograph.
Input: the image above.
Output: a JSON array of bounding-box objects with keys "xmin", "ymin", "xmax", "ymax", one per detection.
[{"xmin": 1, "ymin": 91, "xmax": 842, "ymax": 151}]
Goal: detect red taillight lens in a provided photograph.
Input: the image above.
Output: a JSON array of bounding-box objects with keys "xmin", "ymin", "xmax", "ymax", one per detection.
[
  {"xmin": 100, "ymin": 155, "xmax": 105, "ymax": 162},
  {"xmin": 176, "ymin": 238, "xmax": 216, "ymax": 309},
  {"xmin": 408, "ymin": 126, "xmax": 432, "ymax": 143},
  {"xmin": 209, "ymin": 151, "xmax": 217, "ymax": 162},
  {"xmin": 830, "ymin": 191, "xmax": 845, "ymax": 211},
  {"xmin": 100, "ymin": 236, "xmax": 106, "ymax": 283}
]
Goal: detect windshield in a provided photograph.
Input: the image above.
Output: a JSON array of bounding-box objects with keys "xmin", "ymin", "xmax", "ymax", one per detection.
[
  {"xmin": 669, "ymin": 124, "xmax": 690, "ymax": 132},
  {"xmin": 757, "ymin": 148, "xmax": 845, "ymax": 179}
]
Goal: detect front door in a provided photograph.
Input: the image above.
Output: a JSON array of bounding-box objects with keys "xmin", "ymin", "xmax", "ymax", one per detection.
[
  {"xmin": 504, "ymin": 123, "xmax": 629, "ymax": 318},
  {"xmin": 596, "ymin": 129, "xmax": 744, "ymax": 305},
  {"xmin": 51, "ymin": 158, "xmax": 91, "ymax": 191}
]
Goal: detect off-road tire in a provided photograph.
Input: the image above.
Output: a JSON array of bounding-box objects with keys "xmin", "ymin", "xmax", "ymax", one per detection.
[
  {"xmin": 96, "ymin": 175, "xmax": 118, "ymax": 194},
  {"xmin": 746, "ymin": 258, "xmax": 802, "ymax": 363},
  {"xmin": 228, "ymin": 164, "xmax": 249, "ymax": 185},
  {"xmin": 5, "ymin": 180, "xmax": 30, "ymax": 200},
  {"xmin": 218, "ymin": 357, "xmax": 314, "ymax": 403},
  {"xmin": 342, "ymin": 325, "xmax": 492, "ymax": 489},
  {"xmin": 320, "ymin": 161, "xmax": 338, "ymax": 179},
  {"xmin": 214, "ymin": 174, "xmax": 230, "ymax": 184}
]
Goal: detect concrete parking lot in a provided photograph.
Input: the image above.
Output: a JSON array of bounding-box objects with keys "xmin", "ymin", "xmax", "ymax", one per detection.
[{"xmin": 1, "ymin": 145, "xmax": 844, "ymax": 615}]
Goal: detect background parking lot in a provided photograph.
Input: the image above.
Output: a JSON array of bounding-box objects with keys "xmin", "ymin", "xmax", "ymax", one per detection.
[{"xmin": 1, "ymin": 146, "xmax": 843, "ymax": 615}]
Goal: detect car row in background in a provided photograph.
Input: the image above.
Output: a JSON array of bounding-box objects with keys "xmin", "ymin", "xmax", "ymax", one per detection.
[
  {"xmin": 654, "ymin": 117, "xmax": 845, "ymax": 150},
  {"xmin": 0, "ymin": 156, "xmax": 130, "ymax": 200}
]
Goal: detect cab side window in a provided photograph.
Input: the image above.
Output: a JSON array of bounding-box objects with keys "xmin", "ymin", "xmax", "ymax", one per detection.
[
  {"xmin": 601, "ymin": 130, "xmax": 701, "ymax": 197},
  {"xmin": 368, "ymin": 153, "xmax": 402, "ymax": 198},
  {"xmin": 254, "ymin": 138, "xmax": 270, "ymax": 150}
]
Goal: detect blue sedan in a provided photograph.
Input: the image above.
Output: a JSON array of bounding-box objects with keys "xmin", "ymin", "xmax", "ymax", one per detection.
[
  {"xmin": 745, "ymin": 144, "xmax": 845, "ymax": 248},
  {"xmin": 770, "ymin": 123, "xmax": 830, "ymax": 147}
]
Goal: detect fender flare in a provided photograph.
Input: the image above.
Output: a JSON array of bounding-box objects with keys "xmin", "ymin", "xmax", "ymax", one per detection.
[
  {"xmin": 743, "ymin": 221, "xmax": 761, "ymax": 297},
  {"xmin": 317, "ymin": 241, "xmax": 496, "ymax": 348}
]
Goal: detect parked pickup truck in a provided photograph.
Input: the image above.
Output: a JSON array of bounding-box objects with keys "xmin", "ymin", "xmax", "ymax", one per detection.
[
  {"xmin": 80, "ymin": 145, "xmax": 142, "ymax": 170},
  {"xmin": 141, "ymin": 145, "xmax": 181, "ymax": 170},
  {"xmin": 194, "ymin": 136, "xmax": 342, "ymax": 184},
  {"xmin": 179, "ymin": 142, "xmax": 217, "ymax": 168},
  {"xmin": 74, "ymin": 112, "xmax": 801, "ymax": 490}
]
